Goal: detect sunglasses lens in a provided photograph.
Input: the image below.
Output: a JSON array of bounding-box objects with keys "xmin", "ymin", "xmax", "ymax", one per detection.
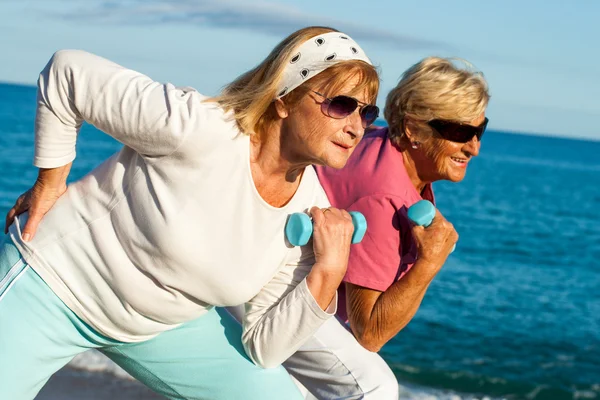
[
  {"xmin": 446, "ymin": 126, "xmax": 475, "ymax": 142},
  {"xmin": 429, "ymin": 118, "xmax": 488, "ymax": 143},
  {"xmin": 326, "ymin": 96, "xmax": 358, "ymax": 119},
  {"xmin": 360, "ymin": 105, "xmax": 380, "ymax": 128}
]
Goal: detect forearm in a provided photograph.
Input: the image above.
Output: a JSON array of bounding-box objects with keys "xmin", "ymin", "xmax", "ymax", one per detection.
[
  {"xmin": 350, "ymin": 260, "xmax": 439, "ymax": 351},
  {"xmin": 242, "ymin": 278, "xmax": 336, "ymax": 368}
]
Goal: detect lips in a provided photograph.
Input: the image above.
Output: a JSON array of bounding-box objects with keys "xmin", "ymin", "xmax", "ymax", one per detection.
[
  {"xmin": 450, "ymin": 156, "xmax": 469, "ymax": 167},
  {"xmin": 333, "ymin": 141, "xmax": 352, "ymax": 150}
]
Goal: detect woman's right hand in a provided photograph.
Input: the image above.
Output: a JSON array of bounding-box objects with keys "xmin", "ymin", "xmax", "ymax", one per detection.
[
  {"xmin": 410, "ymin": 208, "xmax": 458, "ymax": 272},
  {"xmin": 4, "ymin": 164, "xmax": 72, "ymax": 241}
]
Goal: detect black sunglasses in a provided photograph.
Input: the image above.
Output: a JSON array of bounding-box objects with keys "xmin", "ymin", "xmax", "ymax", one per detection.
[
  {"xmin": 312, "ymin": 91, "xmax": 379, "ymax": 129},
  {"xmin": 428, "ymin": 117, "xmax": 489, "ymax": 143}
]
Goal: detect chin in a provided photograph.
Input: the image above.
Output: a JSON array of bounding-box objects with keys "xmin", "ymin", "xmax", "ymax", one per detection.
[
  {"xmin": 321, "ymin": 155, "xmax": 350, "ymax": 170},
  {"xmin": 447, "ymin": 176, "xmax": 464, "ymax": 183},
  {"xmin": 326, "ymin": 160, "xmax": 347, "ymax": 169},
  {"xmin": 446, "ymin": 170, "xmax": 467, "ymax": 182}
]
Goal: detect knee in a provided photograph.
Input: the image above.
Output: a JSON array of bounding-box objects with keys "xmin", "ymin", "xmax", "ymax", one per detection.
[
  {"xmin": 362, "ymin": 354, "xmax": 399, "ymax": 399},
  {"xmin": 236, "ymin": 365, "xmax": 303, "ymax": 400},
  {"xmin": 378, "ymin": 364, "xmax": 399, "ymax": 399}
]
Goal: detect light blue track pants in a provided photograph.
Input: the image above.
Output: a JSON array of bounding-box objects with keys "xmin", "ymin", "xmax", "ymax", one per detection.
[{"xmin": 0, "ymin": 235, "xmax": 302, "ymax": 400}]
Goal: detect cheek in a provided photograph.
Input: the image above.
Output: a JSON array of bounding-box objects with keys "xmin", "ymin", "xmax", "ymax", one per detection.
[
  {"xmin": 444, "ymin": 142, "xmax": 463, "ymax": 159},
  {"xmin": 305, "ymin": 117, "xmax": 342, "ymax": 145},
  {"xmin": 426, "ymin": 140, "xmax": 456, "ymax": 164}
]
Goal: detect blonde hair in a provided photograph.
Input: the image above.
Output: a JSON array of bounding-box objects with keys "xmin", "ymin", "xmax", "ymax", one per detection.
[
  {"xmin": 213, "ymin": 26, "xmax": 379, "ymax": 136},
  {"xmin": 384, "ymin": 57, "xmax": 490, "ymax": 143}
]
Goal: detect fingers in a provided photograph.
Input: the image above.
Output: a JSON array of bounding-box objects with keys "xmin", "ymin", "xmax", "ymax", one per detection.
[
  {"xmin": 430, "ymin": 208, "xmax": 447, "ymax": 225},
  {"xmin": 411, "ymin": 206, "xmax": 458, "ymax": 255},
  {"xmin": 410, "ymin": 224, "xmax": 425, "ymax": 235},
  {"xmin": 310, "ymin": 207, "xmax": 355, "ymax": 244},
  {"xmin": 22, "ymin": 209, "xmax": 45, "ymax": 242},
  {"xmin": 4, "ymin": 194, "xmax": 26, "ymax": 234},
  {"xmin": 309, "ymin": 206, "xmax": 326, "ymax": 225},
  {"xmin": 4, "ymin": 207, "xmax": 16, "ymax": 234},
  {"xmin": 310, "ymin": 207, "xmax": 352, "ymax": 226}
]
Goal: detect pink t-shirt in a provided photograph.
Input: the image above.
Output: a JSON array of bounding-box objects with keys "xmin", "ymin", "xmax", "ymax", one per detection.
[{"xmin": 315, "ymin": 127, "xmax": 434, "ymax": 321}]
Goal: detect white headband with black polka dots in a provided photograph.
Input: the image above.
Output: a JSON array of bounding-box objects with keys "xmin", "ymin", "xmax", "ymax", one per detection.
[{"xmin": 275, "ymin": 32, "xmax": 372, "ymax": 99}]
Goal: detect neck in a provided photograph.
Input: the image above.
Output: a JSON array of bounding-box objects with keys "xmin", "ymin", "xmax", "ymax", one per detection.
[
  {"xmin": 249, "ymin": 124, "xmax": 307, "ymax": 207},
  {"xmin": 400, "ymin": 147, "xmax": 430, "ymax": 195},
  {"xmin": 251, "ymin": 123, "xmax": 307, "ymax": 182}
]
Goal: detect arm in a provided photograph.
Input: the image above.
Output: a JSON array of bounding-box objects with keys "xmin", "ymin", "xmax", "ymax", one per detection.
[
  {"xmin": 242, "ymin": 207, "xmax": 353, "ymax": 368},
  {"xmin": 35, "ymin": 49, "xmax": 207, "ymax": 168},
  {"xmin": 241, "ymin": 261, "xmax": 338, "ymax": 369},
  {"xmin": 345, "ymin": 259, "xmax": 438, "ymax": 352},
  {"xmin": 7, "ymin": 49, "xmax": 208, "ymax": 240},
  {"xmin": 345, "ymin": 201, "xmax": 457, "ymax": 352}
]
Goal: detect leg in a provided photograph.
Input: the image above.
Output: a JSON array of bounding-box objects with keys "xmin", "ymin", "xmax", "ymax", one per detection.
[
  {"xmin": 0, "ymin": 236, "xmax": 112, "ymax": 400},
  {"xmin": 102, "ymin": 307, "xmax": 303, "ymax": 400},
  {"xmin": 283, "ymin": 316, "xmax": 399, "ymax": 400},
  {"xmin": 226, "ymin": 305, "xmax": 398, "ymax": 399}
]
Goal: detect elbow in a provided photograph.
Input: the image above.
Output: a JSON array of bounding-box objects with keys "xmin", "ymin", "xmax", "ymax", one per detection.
[
  {"xmin": 39, "ymin": 50, "xmax": 80, "ymax": 90},
  {"xmin": 242, "ymin": 336, "xmax": 282, "ymax": 370},
  {"xmin": 355, "ymin": 333, "xmax": 385, "ymax": 353},
  {"xmin": 43, "ymin": 50, "xmax": 89, "ymax": 80},
  {"xmin": 254, "ymin": 357, "xmax": 281, "ymax": 370},
  {"xmin": 248, "ymin": 352, "xmax": 282, "ymax": 370},
  {"xmin": 48, "ymin": 50, "xmax": 79, "ymax": 71},
  {"xmin": 351, "ymin": 322, "xmax": 388, "ymax": 352}
]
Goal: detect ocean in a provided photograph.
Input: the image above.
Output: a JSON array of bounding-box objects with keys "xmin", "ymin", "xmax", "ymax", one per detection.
[{"xmin": 1, "ymin": 82, "xmax": 598, "ymax": 400}]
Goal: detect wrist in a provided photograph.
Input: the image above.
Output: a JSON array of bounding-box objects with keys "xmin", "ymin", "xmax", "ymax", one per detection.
[
  {"xmin": 407, "ymin": 259, "xmax": 440, "ymax": 285},
  {"xmin": 309, "ymin": 262, "xmax": 346, "ymax": 284},
  {"xmin": 306, "ymin": 264, "xmax": 345, "ymax": 310},
  {"xmin": 37, "ymin": 164, "xmax": 71, "ymax": 188}
]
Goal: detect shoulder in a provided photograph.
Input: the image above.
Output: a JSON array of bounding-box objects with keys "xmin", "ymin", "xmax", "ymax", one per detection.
[{"xmin": 172, "ymin": 97, "xmax": 244, "ymax": 157}]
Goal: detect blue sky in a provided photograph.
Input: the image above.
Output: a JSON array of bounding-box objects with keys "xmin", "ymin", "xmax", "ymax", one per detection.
[{"xmin": 1, "ymin": 0, "xmax": 598, "ymax": 140}]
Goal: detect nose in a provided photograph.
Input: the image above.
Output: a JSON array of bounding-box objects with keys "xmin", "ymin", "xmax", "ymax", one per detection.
[
  {"xmin": 463, "ymin": 135, "xmax": 481, "ymax": 157},
  {"xmin": 343, "ymin": 111, "xmax": 364, "ymax": 140}
]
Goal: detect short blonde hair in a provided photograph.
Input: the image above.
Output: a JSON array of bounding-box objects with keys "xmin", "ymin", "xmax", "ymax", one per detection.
[
  {"xmin": 384, "ymin": 57, "xmax": 490, "ymax": 143},
  {"xmin": 214, "ymin": 26, "xmax": 379, "ymax": 136}
]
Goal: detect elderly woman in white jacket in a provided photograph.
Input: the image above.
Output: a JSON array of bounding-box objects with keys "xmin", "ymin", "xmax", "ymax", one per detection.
[{"xmin": 0, "ymin": 26, "xmax": 380, "ymax": 400}]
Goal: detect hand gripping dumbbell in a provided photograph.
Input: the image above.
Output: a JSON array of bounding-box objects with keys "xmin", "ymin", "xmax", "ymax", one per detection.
[
  {"xmin": 407, "ymin": 200, "xmax": 456, "ymax": 253},
  {"xmin": 285, "ymin": 211, "xmax": 367, "ymax": 247}
]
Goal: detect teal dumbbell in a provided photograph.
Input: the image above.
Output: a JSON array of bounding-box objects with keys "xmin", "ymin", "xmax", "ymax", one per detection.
[
  {"xmin": 407, "ymin": 200, "xmax": 456, "ymax": 252},
  {"xmin": 285, "ymin": 211, "xmax": 367, "ymax": 247}
]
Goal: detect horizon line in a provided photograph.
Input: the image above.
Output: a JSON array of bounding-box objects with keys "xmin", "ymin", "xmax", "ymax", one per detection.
[{"xmin": 1, "ymin": 80, "xmax": 597, "ymax": 143}]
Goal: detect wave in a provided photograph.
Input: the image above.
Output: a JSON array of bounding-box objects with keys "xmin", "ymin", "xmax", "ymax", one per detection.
[
  {"xmin": 389, "ymin": 362, "xmax": 600, "ymax": 400},
  {"xmin": 67, "ymin": 351, "xmax": 599, "ymax": 400}
]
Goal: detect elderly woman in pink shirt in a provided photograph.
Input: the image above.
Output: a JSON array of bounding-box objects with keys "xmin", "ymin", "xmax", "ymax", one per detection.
[{"xmin": 283, "ymin": 57, "xmax": 490, "ymax": 399}]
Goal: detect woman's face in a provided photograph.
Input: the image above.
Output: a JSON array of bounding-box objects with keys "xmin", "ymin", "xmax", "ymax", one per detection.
[
  {"xmin": 411, "ymin": 113, "xmax": 485, "ymax": 183},
  {"xmin": 278, "ymin": 76, "xmax": 371, "ymax": 170}
]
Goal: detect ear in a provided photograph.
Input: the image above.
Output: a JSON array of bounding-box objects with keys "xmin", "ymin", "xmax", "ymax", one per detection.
[
  {"xmin": 273, "ymin": 98, "xmax": 289, "ymax": 119},
  {"xmin": 403, "ymin": 117, "xmax": 418, "ymax": 141}
]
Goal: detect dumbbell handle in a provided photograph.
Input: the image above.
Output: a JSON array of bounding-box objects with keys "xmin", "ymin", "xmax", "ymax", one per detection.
[
  {"xmin": 407, "ymin": 200, "xmax": 456, "ymax": 253},
  {"xmin": 285, "ymin": 211, "xmax": 367, "ymax": 247}
]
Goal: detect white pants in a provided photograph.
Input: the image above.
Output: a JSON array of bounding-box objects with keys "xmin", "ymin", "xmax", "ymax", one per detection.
[{"xmin": 226, "ymin": 306, "xmax": 399, "ymax": 400}]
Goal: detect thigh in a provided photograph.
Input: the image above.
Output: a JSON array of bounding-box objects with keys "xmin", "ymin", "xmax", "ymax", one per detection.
[
  {"xmin": 283, "ymin": 316, "xmax": 399, "ymax": 400},
  {"xmin": 0, "ymin": 238, "xmax": 101, "ymax": 400},
  {"xmin": 103, "ymin": 307, "xmax": 303, "ymax": 400}
]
